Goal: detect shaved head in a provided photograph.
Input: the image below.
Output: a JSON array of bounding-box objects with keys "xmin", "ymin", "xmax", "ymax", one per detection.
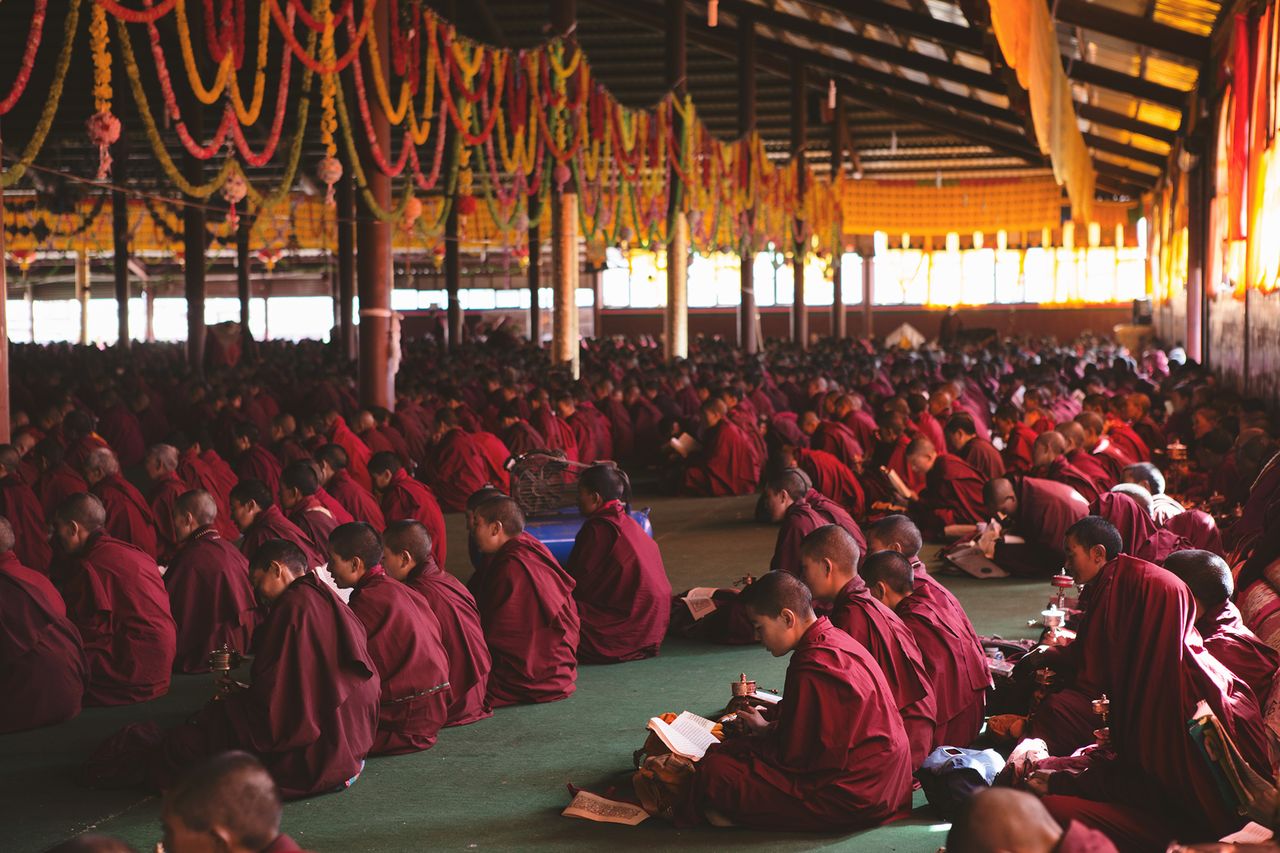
[
  {"xmin": 799, "ymin": 524, "xmax": 861, "ymax": 573},
  {"xmin": 1056, "ymin": 420, "xmax": 1086, "ymax": 452},
  {"xmin": 163, "ymin": 751, "xmax": 281, "ymax": 852},
  {"xmin": 84, "ymin": 447, "xmax": 121, "ymax": 478},
  {"xmin": 55, "ymin": 493, "xmax": 107, "ymax": 531},
  {"xmin": 946, "ymin": 788, "xmax": 1062, "ymax": 853},
  {"xmin": 1032, "ymin": 430, "xmax": 1066, "ymax": 467},
  {"xmin": 175, "ymin": 490, "xmax": 218, "ymax": 527},
  {"xmin": 383, "ymin": 519, "xmax": 434, "ymax": 565},
  {"xmin": 0, "ymin": 516, "xmax": 14, "ymax": 553},
  {"xmin": 1164, "ymin": 549, "xmax": 1233, "ymax": 610},
  {"xmin": 865, "ymin": 514, "xmax": 923, "ymax": 557},
  {"xmin": 146, "ymin": 444, "xmax": 179, "ymax": 472}
]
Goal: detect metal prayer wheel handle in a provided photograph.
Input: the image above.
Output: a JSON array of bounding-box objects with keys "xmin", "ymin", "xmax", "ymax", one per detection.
[
  {"xmin": 731, "ymin": 673, "xmax": 757, "ymax": 697},
  {"xmin": 207, "ymin": 643, "xmax": 242, "ymax": 675},
  {"xmin": 1034, "ymin": 668, "xmax": 1056, "ymax": 688},
  {"xmin": 1092, "ymin": 694, "xmax": 1110, "ymax": 723},
  {"xmin": 1166, "ymin": 441, "xmax": 1188, "ymax": 462}
]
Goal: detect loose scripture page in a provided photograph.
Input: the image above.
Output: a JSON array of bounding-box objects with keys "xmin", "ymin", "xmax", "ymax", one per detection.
[
  {"xmin": 682, "ymin": 587, "xmax": 719, "ymax": 620},
  {"xmin": 562, "ymin": 791, "xmax": 650, "ymax": 825}
]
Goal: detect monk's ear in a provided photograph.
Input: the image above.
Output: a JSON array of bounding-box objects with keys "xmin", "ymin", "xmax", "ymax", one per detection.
[
  {"xmin": 822, "ymin": 557, "xmax": 835, "ymax": 579},
  {"xmin": 780, "ymin": 607, "xmax": 795, "ymax": 628}
]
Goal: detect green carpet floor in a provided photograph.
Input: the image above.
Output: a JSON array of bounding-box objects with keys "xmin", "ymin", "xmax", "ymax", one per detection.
[{"xmin": 2, "ymin": 494, "xmax": 1050, "ymax": 852}]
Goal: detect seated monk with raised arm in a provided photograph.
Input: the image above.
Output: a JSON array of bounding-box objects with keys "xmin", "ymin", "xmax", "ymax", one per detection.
[
  {"xmin": 799, "ymin": 524, "xmax": 937, "ymax": 767},
  {"xmin": 684, "ymin": 571, "xmax": 913, "ymax": 831},
  {"xmin": 327, "ymin": 523, "xmax": 451, "ymax": 755},
  {"xmin": 762, "ymin": 468, "xmax": 866, "ymax": 576},
  {"xmin": 862, "ymin": 550, "xmax": 989, "ymax": 747},
  {"xmin": 980, "ymin": 476, "xmax": 1089, "ymax": 577},
  {"xmin": 160, "ymin": 752, "xmax": 309, "ymax": 853},
  {"xmin": 165, "ymin": 490, "xmax": 260, "ymax": 673},
  {"xmin": 470, "ymin": 495, "xmax": 579, "ymax": 706},
  {"xmin": 899, "ymin": 437, "xmax": 986, "ymax": 541},
  {"xmin": 368, "ymin": 451, "xmax": 447, "ymax": 569},
  {"xmin": 278, "ymin": 460, "xmax": 349, "ymax": 563}
]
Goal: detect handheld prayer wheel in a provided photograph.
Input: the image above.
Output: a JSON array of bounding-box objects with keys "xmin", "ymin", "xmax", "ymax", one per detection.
[
  {"xmin": 1050, "ymin": 572, "xmax": 1075, "ymax": 612},
  {"xmin": 731, "ymin": 672, "xmax": 757, "ymax": 698},
  {"xmin": 207, "ymin": 643, "xmax": 243, "ymax": 699},
  {"xmin": 1166, "ymin": 441, "xmax": 1189, "ymax": 492},
  {"xmin": 1092, "ymin": 694, "xmax": 1111, "ymax": 749},
  {"xmin": 1029, "ymin": 667, "xmax": 1056, "ymax": 714}
]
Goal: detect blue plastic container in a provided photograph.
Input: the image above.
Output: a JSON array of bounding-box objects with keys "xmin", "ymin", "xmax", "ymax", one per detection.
[{"xmin": 523, "ymin": 505, "xmax": 654, "ymax": 565}]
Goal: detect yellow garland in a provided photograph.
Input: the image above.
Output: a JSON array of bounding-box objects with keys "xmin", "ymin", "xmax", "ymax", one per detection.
[
  {"xmin": 363, "ymin": 0, "xmax": 413, "ymax": 126},
  {"xmin": 2, "ymin": 0, "xmax": 81, "ymax": 189},
  {"xmin": 319, "ymin": 6, "xmax": 337, "ymax": 157},
  {"xmin": 451, "ymin": 35, "xmax": 485, "ymax": 81},
  {"xmin": 175, "ymin": 0, "xmax": 235, "ymax": 105},
  {"xmin": 90, "ymin": 2, "xmax": 111, "ymax": 113},
  {"xmin": 548, "ymin": 39, "xmax": 581, "ymax": 80},
  {"xmin": 227, "ymin": 0, "xmax": 272, "ymax": 126}
]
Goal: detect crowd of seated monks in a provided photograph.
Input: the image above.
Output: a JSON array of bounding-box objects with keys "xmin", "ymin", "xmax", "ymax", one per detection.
[{"xmin": 6, "ymin": 332, "xmax": 1280, "ymax": 851}]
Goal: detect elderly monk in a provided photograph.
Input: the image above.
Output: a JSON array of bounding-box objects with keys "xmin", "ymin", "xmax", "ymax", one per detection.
[
  {"xmin": 470, "ymin": 496, "xmax": 579, "ymax": 706},
  {"xmin": 1123, "ymin": 462, "xmax": 1185, "ymax": 525},
  {"xmin": 146, "ymin": 540, "xmax": 379, "ymax": 799},
  {"xmin": 981, "ymin": 476, "xmax": 1090, "ymax": 577},
  {"xmin": 84, "ymin": 447, "xmax": 161, "ymax": 560},
  {"xmin": 165, "ymin": 491, "xmax": 259, "ymax": 674},
  {"xmin": 0, "ymin": 516, "xmax": 86, "ymax": 733},
  {"xmin": 423, "ymin": 409, "xmax": 496, "ymax": 513},
  {"xmin": 317, "ymin": 444, "xmax": 386, "ymax": 530},
  {"xmin": 682, "ymin": 398, "xmax": 760, "ymax": 497},
  {"xmin": 1032, "ymin": 431, "xmax": 1102, "ymax": 504},
  {"xmin": 230, "ymin": 479, "xmax": 324, "ymax": 569},
  {"xmin": 863, "ymin": 550, "xmax": 989, "ymax": 747},
  {"xmin": 382, "ymin": 520, "xmax": 492, "ymax": 726},
  {"xmin": 327, "ymin": 523, "xmax": 451, "ymax": 755},
  {"xmin": 144, "ymin": 445, "xmax": 190, "ymax": 565},
  {"xmin": 564, "ymin": 465, "xmax": 671, "ymax": 664},
  {"xmin": 0, "ymin": 443, "xmax": 53, "ymax": 572},
  {"xmin": 1164, "ymin": 549, "xmax": 1279, "ymax": 703},
  {"xmin": 53, "ymin": 494, "xmax": 176, "ymax": 705},
  {"xmin": 945, "ymin": 413, "xmax": 1004, "ymax": 482},
  {"xmin": 800, "ymin": 524, "xmax": 937, "ymax": 767},
  {"xmin": 278, "ymin": 461, "xmax": 348, "ymax": 562},
  {"xmin": 763, "ymin": 468, "xmax": 866, "ymax": 576},
  {"xmin": 232, "ymin": 423, "xmax": 283, "ymax": 501},
  {"xmin": 900, "ymin": 437, "xmax": 987, "ymax": 540},
  {"xmin": 685, "ymin": 572, "xmax": 913, "ymax": 831},
  {"xmin": 947, "ymin": 789, "xmax": 1118, "ymax": 853},
  {"xmin": 33, "ymin": 438, "xmax": 88, "ymax": 521},
  {"xmin": 369, "ymin": 451, "xmax": 448, "ymax": 569}
]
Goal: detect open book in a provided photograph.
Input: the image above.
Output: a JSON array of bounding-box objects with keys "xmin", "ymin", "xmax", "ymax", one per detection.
[
  {"xmin": 668, "ymin": 432, "xmax": 700, "ymax": 458},
  {"xmin": 646, "ymin": 711, "xmax": 720, "ymax": 761},
  {"xmin": 681, "ymin": 587, "xmax": 719, "ymax": 620},
  {"xmin": 882, "ymin": 466, "xmax": 914, "ymax": 501}
]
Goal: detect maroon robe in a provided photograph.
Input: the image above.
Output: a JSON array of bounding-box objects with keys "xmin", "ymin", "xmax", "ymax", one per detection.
[
  {"xmin": 236, "ymin": 445, "xmax": 283, "ymax": 500},
  {"xmin": 0, "ymin": 473, "xmax": 52, "ymax": 573},
  {"xmin": 1090, "ymin": 439, "xmax": 1134, "ymax": 485},
  {"xmin": 403, "ymin": 555, "xmax": 492, "ymax": 726},
  {"xmin": 239, "ymin": 505, "xmax": 325, "ymax": 569},
  {"xmin": 795, "ymin": 447, "xmax": 865, "ymax": 518},
  {"xmin": 287, "ymin": 495, "xmax": 343, "ymax": 563},
  {"xmin": 200, "ymin": 450, "xmax": 240, "ymax": 504},
  {"xmin": 472, "ymin": 533, "xmax": 579, "ymax": 707},
  {"xmin": 97, "ymin": 405, "xmax": 146, "ymax": 467},
  {"xmin": 1106, "ymin": 421, "xmax": 1151, "ymax": 463},
  {"xmin": 995, "ymin": 477, "xmax": 1090, "ymax": 577},
  {"xmin": 328, "ymin": 417, "xmax": 374, "ymax": 491},
  {"xmin": 914, "ymin": 412, "xmax": 946, "ymax": 454},
  {"xmin": 830, "ymin": 577, "xmax": 937, "ymax": 767},
  {"xmin": 271, "ymin": 437, "xmax": 312, "ymax": 467},
  {"xmin": 357, "ymin": 427, "xmax": 398, "ymax": 462},
  {"xmin": 956, "ymin": 437, "xmax": 1005, "ymax": 482},
  {"xmin": 1197, "ymin": 601, "xmax": 1279, "ymax": 704},
  {"xmin": 566, "ymin": 410, "xmax": 602, "ymax": 462},
  {"xmin": 531, "ymin": 408, "xmax": 579, "ymax": 461},
  {"xmin": 1044, "ymin": 456, "xmax": 1103, "ymax": 505},
  {"xmin": 177, "ymin": 450, "xmax": 239, "ymax": 540},
  {"xmin": 38, "ymin": 463, "xmax": 88, "ymax": 520},
  {"xmin": 1090, "ymin": 492, "xmax": 1190, "ymax": 564},
  {"xmin": 691, "ymin": 617, "xmax": 913, "ymax": 831},
  {"xmin": 163, "ymin": 527, "xmax": 259, "ymax": 673},
  {"xmin": 501, "ymin": 420, "xmax": 545, "ymax": 457},
  {"xmin": 1065, "ymin": 448, "xmax": 1116, "ymax": 491},
  {"xmin": 810, "ymin": 420, "xmax": 864, "ymax": 470},
  {"xmin": 380, "ymin": 469, "xmax": 448, "ymax": 569},
  {"xmin": 771, "ymin": 490, "xmax": 866, "ymax": 577},
  {"xmin": 92, "ymin": 473, "xmax": 161, "ymax": 561},
  {"xmin": 564, "ymin": 501, "xmax": 671, "ymax": 664},
  {"xmin": 1163, "ymin": 510, "xmax": 1224, "ymax": 556},
  {"xmin": 148, "ymin": 473, "xmax": 189, "ymax": 565},
  {"xmin": 842, "ymin": 408, "xmax": 879, "ymax": 456},
  {"xmin": 326, "ymin": 470, "xmax": 386, "ymax": 530},
  {"xmin": 726, "ymin": 405, "xmax": 766, "ymax": 469},
  {"xmin": 884, "ymin": 434, "xmax": 926, "ymax": 494},
  {"xmin": 682, "ymin": 420, "xmax": 759, "ymax": 497},
  {"xmin": 313, "ymin": 487, "xmax": 355, "ymax": 526},
  {"xmin": 895, "ymin": 582, "xmax": 989, "ymax": 747},
  {"xmin": 1002, "ymin": 422, "xmax": 1039, "ymax": 473},
  {"xmin": 597, "ymin": 396, "xmax": 635, "ymax": 460},
  {"xmin": 0, "ymin": 551, "xmax": 86, "ymax": 733},
  {"xmin": 348, "ymin": 568, "xmax": 451, "ymax": 754},
  {"xmin": 423, "ymin": 428, "xmax": 493, "ymax": 513},
  {"xmin": 472, "ymin": 431, "xmax": 513, "ymax": 491},
  {"xmin": 61, "ymin": 534, "xmax": 177, "ymax": 705},
  {"xmin": 911, "ymin": 454, "xmax": 987, "ymax": 539}
]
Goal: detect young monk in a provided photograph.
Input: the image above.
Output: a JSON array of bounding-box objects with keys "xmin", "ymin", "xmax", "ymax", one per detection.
[
  {"xmin": 862, "ymin": 550, "xmax": 990, "ymax": 747},
  {"xmin": 682, "ymin": 398, "xmax": 760, "ymax": 497},
  {"xmin": 980, "ymin": 476, "xmax": 1090, "ymax": 577},
  {"xmin": 685, "ymin": 571, "xmax": 913, "ymax": 831},
  {"xmin": 327, "ymin": 523, "xmax": 451, "ymax": 754},
  {"xmin": 165, "ymin": 490, "xmax": 260, "ymax": 673},
  {"xmin": 317, "ymin": 443, "xmax": 386, "ymax": 530},
  {"xmin": 947, "ymin": 788, "xmax": 1118, "ymax": 853},
  {"xmin": 0, "ymin": 516, "xmax": 86, "ymax": 733},
  {"xmin": 564, "ymin": 465, "xmax": 671, "ymax": 664},
  {"xmin": 278, "ymin": 460, "xmax": 348, "ymax": 562},
  {"xmin": 762, "ymin": 468, "xmax": 866, "ymax": 576},
  {"xmin": 382, "ymin": 520, "xmax": 492, "ymax": 726},
  {"xmin": 799, "ymin": 524, "xmax": 937, "ymax": 767},
  {"xmin": 470, "ymin": 495, "xmax": 579, "ymax": 706},
  {"xmin": 945, "ymin": 413, "xmax": 1005, "ymax": 482},
  {"xmin": 368, "ymin": 451, "xmax": 447, "ymax": 568},
  {"xmin": 777, "ymin": 444, "xmax": 865, "ymax": 518},
  {"xmin": 900, "ymin": 437, "xmax": 987, "ymax": 540},
  {"xmin": 160, "ymin": 752, "xmax": 306, "ymax": 853},
  {"xmin": 53, "ymin": 493, "xmax": 177, "ymax": 705},
  {"xmin": 0, "ymin": 442, "xmax": 53, "ymax": 572},
  {"xmin": 230, "ymin": 479, "xmax": 324, "ymax": 569},
  {"xmin": 83, "ymin": 447, "xmax": 161, "ymax": 560}
]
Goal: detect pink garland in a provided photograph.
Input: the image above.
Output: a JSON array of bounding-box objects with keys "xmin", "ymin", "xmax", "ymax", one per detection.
[{"xmin": 0, "ymin": 0, "xmax": 46, "ymax": 115}]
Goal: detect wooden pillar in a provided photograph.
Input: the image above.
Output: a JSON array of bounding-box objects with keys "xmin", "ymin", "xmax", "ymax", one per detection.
[
  {"xmin": 75, "ymin": 251, "xmax": 90, "ymax": 345},
  {"xmin": 1186, "ymin": 159, "xmax": 1206, "ymax": 365},
  {"xmin": 551, "ymin": 0, "xmax": 580, "ymax": 375},
  {"xmin": 830, "ymin": 91, "xmax": 846, "ymax": 339},
  {"xmin": 144, "ymin": 287, "xmax": 155, "ymax": 342},
  {"xmin": 737, "ymin": 12, "xmax": 758, "ymax": 354},
  {"xmin": 0, "ymin": 141, "xmax": 9, "ymax": 442},
  {"xmin": 790, "ymin": 59, "xmax": 807, "ymax": 348},
  {"xmin": 445, "ymin": 202, "xmax": 462, "ymax": 351},
  {"xmin": 861, "ymin": 237, "xmax": 875, "ymax": 339},
  {"xmin": 25, "ymin": 281, "xmax": 34, "ymax": 344},
  {"xmin": 336, "ymin": 167, "xmax": 356, "ymax": 361},
  {"xmin": 236, "ymin": 215, "xmax": 251, "ymax": 343},
  {"xmin": 112, "ymin": 136, "xmax": 130, "ymax": 348},
  {"xmin": 528, "ymin": 222, "xmax": 541, "ymax": 342},
  {"xmin": 664, "ymin": 0, "xmax": 689, "ymax": 361},
  {"xmin": 356, "ymin": 0, "xmax": 393, "ymax": 407},
  {"xmin": 183, "ymin": 107, "xmax": 206, "ymax": 372}
]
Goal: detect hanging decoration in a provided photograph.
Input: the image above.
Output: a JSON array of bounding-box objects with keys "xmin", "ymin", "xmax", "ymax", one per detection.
[{"xmin": 88, "ymin": 1, "xmax": 121, "ymax": 180}]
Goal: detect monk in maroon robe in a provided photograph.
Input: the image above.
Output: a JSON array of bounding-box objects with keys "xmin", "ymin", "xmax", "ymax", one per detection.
[
  {"xmin": 269, "ymin": 414, "xmax": 313, "ymax": 467},
  {"xmin": 783, "ymin": 445, "xmax": 865, "ymax": 517},
  {"xmin": 565, "ymin": 466, "xmax": 671, "ymax": 663},
  {"xmin": 327, "ymin": 523, "xmax": 451, "ymax": 754},
  {"xmin": 278, "ymin": 461, "xmax": 344, "ymax": 562},
  {"xmin": 994, "ymin": 406, "xmax": 1038, "ymax": 474},
  {"xmin": 423, "ymin": 411, "xmax": 497, "ymax": 512},
  {"xmin": 948, "ymin": 789, "xmax": 1119, "ymax": 853},
  {"xmin": 165, "ymin": 491, "xmax": 260, "ymax": 673},
  {"xmin": 0, "ymin": 517, "xmax": 86, "ymax": 733},
  {"xmin": 230, "ymin": 479, "xmax": 325, "ymax": 569},
  {"xmin": 1090, "ymin": 492, "xmax": 1190, "ymax": 564},
  {"xmin": 1164, "ymin": 509, "xmax": 1224, "ymax": 556},
  {"xmin": 558, "ymin": 395, "xmax": 604, "ymax": 462},
  {"xmin": 53, "ymin": 494, "xmax": 177, "ymax": 705},
  {"xmin": 803, "ymin": 412, "xmax": 863, "ymax": 470},
  {"xmin": 800, "ymin": 524, "xmax": 937, "ymax": 767},
  {"xmin": 864, "ymin": 550, "xmax": 989, "ymax": 747},
  {"xmin": 946, "ymin": 413, "xmax": 1005, "ymax": 482},
  {"xmin": 1033, "ymin": 431, "xmax": 1103, "ymax": 504},
  {"xmin": 764, "ymin": 469, "xmax": 866, "ymax": 576},
  {"xmin": 1057, "ymin": 421, "xmax": 1117, "ymax": 490},
  {"xmin": 383, "ymin": 520, "xmax": 493, "ymax": 726},
  {"xmin": 682, "ymin": 399, "xmax": 760, "ymax": 497},
  {"xmin": 1103, "ymin": 411, "xmax": 1151, "ymax": 463},
  {"xmin": 144, "ymin": 444, "xmax": 190, "ymax": 564},
  {"xmin": 499, "ymin": 406, "xmax": 546, "ymax": 458},
  {"xmin": 470, "ymin": 496, "xmax": 579, "ymax": 706},
  {"xmin": 318, "ymin": 444, "xmax": 387, "ymax": 530},
  {"xmin": 325, "ymin": 412, "xmax": 374, "ymax": 492},
  {"xmin": 982, "ymin": 477, "xmax": 1090, "ymax": 577},
  {"xmin": 0, "ymin": 444, "xmax": 53, "ymax": 572},
  {"xmin": 85, "ymin": 447, "xmax": 161, "ymax": 560},
  {"xmin": 685, "ymin": 572, "xmax": 912, "ymax": 831},
  {"xmin": 594, "ymin": 381, "xmax": 635, "ymax": 460},
  {"xmin": 33, "ymin": 438, "xmax": 88, "ymax": 520},
  {"xmin": 233, "ymin": 423, "xmax": 284, "ymax": 501},
  {"xmin": 1076, "ymin": 412, "xmax": 1134, "ymax": 485},
  {"xmin": 369, "ymin": 452, "xmax": 448, "ymax": 568},
  {"xmin": 471, "ymin": 430, "xmax": 513, "ymax": 492},
  {"xmin": 176, "ymin": 442, "xmax": 240, "ymax": 540},
  {"xmin": 865, "ymin": 514, "xmax": 974, "ymax": 630},
  {"xmin": 96, "ymin": 392, "xmax": 147, "ymax": 468},
  {"xmin": 530, "ymin": 396, "xmax": 579, "ymax": 461},
  {"xmin": 902, "ymin": 438, "xmax": 987, "ymax": 540},
  {"xmin": 353, "ymin": 410, "xmax": 401, "ymax": 464}
]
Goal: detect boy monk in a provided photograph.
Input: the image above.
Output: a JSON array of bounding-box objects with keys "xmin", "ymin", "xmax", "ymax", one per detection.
[
  {"xmin": 762, "ymin": 468, "xmax": 865, "ymax": 577},
  {"xmin": 230, "ymin": 479, "xmax": 324, "ymax": 569},
  {"xmin": 279, "ymin": 460, "xmax": 349, "ymax": 561},
  {"xmin": 865, "ymin": 514, "xmax": 974, "ymax": 634},
  {"xmin": 565, "ymin": 465, "xmax": 671, "ymax": 663},
  {"xmin": 862, "ymin": 550, "xmax": 990, "ymax": 747},
  {"xmin": 799, "ymin": 524, "xmax": 937, "ymax": 767},
  {"xmin": 327, "ymin": 523, "xmax": 452, "ymax": 754},
  {"xmin": 160, "ymin": 752, "xmax": 307, "ymax": 853},
  {"xmin": 686, "ymin": 571, "xmax": 913, "ymax": 831},
  {"xmin": 368, "ymin": 451, "xmax": 447, "ymax": 568},
  {"xmin": 899, "ymin": 437, "xmax": 986, "ymax": 540},
  {"xmin": 470, "ymin": 495, "xmax": 580, "ymax": 706}
]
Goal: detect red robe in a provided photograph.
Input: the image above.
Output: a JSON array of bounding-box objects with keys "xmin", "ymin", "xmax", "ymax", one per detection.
[
  {"xmin": 911, "ymin": 453, "xmax": 987, "ymax": 539},
  {"xmin": 1197, "ymin": 601, "xmax": 1280, "ymax": 704},
  {"xmin": 994, "ymin": 477, "xmax": 1090, "ymax": 577},
  {"xmin": 472, "ymin": 533, "xmax": 579, "ymax": 707},
  {"xmin": 178, "ymin": 449, "xmax": 240, "ymax": 540},
  {"xmin": 61, "ymin": 534, "xmax": 177, "ymax": 705},
  {"xmin": 830, "ymin": 577, "xmax": 937, "ymax": 767},
  {"xmin": 92, "ymin": 473, "xmax": 161, "ymax": 561},
  {"xmin": 1091, "ymin": 492, "xmax": 1190, "ymax": 564},
  {"xmin": 163, "ymin": 526, "xmax": 259, "ymax": 673},
  {"xmin": 795, "ymin": 447, "xmax": 865, "ymax": 517},
  {"xmin": 239, "ymin": 505, "xmax": 325, "ymax": 569},
  {"xmin": 0, "ymin": 551, "xmax": 86, "ymax": 733},
  {"xmin": 1090, "ymin": 439, "xmax": 1134, "ymax": 485},
  {"xmin": 326, "ymin": 470, "xmax": 386, "ymax": 530},
  {"xmin": 357, "ymin": 427, "xmax": 398, "ymax": 461},
  {"xmin": 148, "ymin": 473, "xmax": 189, "ymax": 565},
  {"xmin": 501, "ymin": 421, "xmax": 545, "ymax": 458},
  {"xmin": 349, "ymin": 568, "xmax": 451, "ymax": 754},
  {"xmin": 842, "ymin": 408, "xmax": 879, "ymax": 456},
  {"xmin": 97, "ymin": 405, "xmax": 146, "ymax": 467},
  {"xmin": 914, "ymin": 411, "xmax": 946, "ymax": 454},
  {"xmin": 424, "ymin": 428, "xmax": 494, "ymax": 513},
  {"xmin": 287, "ymin": 495, "xmax": 343, "ymax": 563},
  {"xmin": 313, "ymin": 487, "xmax": 355, "ymax": 526},
  {"xmin": 403, "ymin": 556, "xmax": 492, "ymax": 726},
  {"xmin": 531, "ymin": 408, "xmax": 579, "ymax": 461},
  {"xmin": 884, "ymin": 434, "xmax": 926, "ymax": 494},
  {"xmin": 1065, "ymin": 449, "xmax": 1115, "ymax": 492},
  {"xmin": 1002, "ymin": 422, "xmax": 1039, "ymax": 473},
  {"xmin": 1044, "ymin": 457, "xmax": 1102, "ymax": 505},
  {"xmin": 38, "ymin": 463, "xmax": 88, "ymax": 520},
  {"xmin": 895, "ymin": 582, "xmax": 989, "ymax": 747},
  {"xmin": 682, "ymin": 420, "xmax": 759, "ymax": 497},
  {"xmin": 566, "ymin": 410, "xmax": 601, "ymax": 462},
  {"xmin": 957, "ymin": 437, "xmax": 1005, "ymax": 482},
  {"xmin": 771, "ymin": 490, "xmax": 867, "ymax": 577},
  {"xmin": 236, "ymin": 445, "xmax": 283, "ymax": 500},
  {"xmin": 1106, "ymin": 420, "xmax": 1151, "ymax": 463},
  {"xmin": 328, "ymin": 417, "xmax": 374, "ymax": 491},
  {"xmin": 200, "ymin": 450, "xmax": 240, "ymax": 505},
  {"xmin": 691, "ymin": 617, "xmax": 913, "ymax": 831},
  {"xmin": 0, "ymin": 473, "xmax": 52, "ymax": 573},
  {"xmin": 472, "ymin": 431, "xmax": 513, "ymax": 491},
  {"xmin": 565, "ymin": 501, "xmax": 672, "ymax": 664},
  {"xmin": 380, "ymin": 469, "xmax": 448, "ymax": 569},
  {"xmin": 810, "ymin": 420, "xmax": 864, "ymax": 470}
]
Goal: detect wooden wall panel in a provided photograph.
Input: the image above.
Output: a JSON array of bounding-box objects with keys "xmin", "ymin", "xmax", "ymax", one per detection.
[
  {"xmin": 1206, "ymin": 291, "xmax": 1246, "ymax": 390},
  {"xmin": 1247, "ymin": 290, "xmax": 1280, "ymax": 403}
]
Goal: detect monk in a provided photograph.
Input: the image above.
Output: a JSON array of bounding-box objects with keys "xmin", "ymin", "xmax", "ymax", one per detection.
[
  {"xmin": 83, "ymin": 447, "xmax": 161, "ymax": 560},
  {"xmin": 865, "ymin": 514, "xmax": 969, "ymax": 615},
  {"xmin": 317, "ymin": 444, "xmax": 386, "ymax": 530},
  {"xmin": 268, "ymin": 413, "xmax": 313, "ymax": 467},
  {"xmin": 947, "ymin": 789, "xmax": 1118, "ymax": 853},
  {"xmin": 863, "ymin": 550, "xmax": 989, "ymax": 747},
  {"xmin": 33, "ymin": 438, "xmax": 88, "ymax": 520},
  {"xmin": 232, "ymin": 423, "xmax": 283, "ymax": 501},
  {"xmin": 382, "ymin": 520, "xmax": 493, "ymax": 726},
  {"xmin": 278, "ymin": 461, "xmax": 347, "ymax": 561},
  {"xmin": 1090, "ymin": 491, "xmax": 1190, "ymax": 564},
  {"xmin": 993, "ymin": 404, "xmax": 1039, "ymax": 474},
  {"xmin": 564, "ymin": 465, "xmax": 671, "ymax": 664},
  {"xmin": 557, "ymin": 393, "xmax": 606, "ymax": 463},
  {"xmin": 0, "ymin": 443, "xmax": 53, "ymax": 572},
  {"xmin": 53, "ymin": 493, "xmax": 177, "ymax": 705},
  {"xmin": 0, "ymin": 516, "xmax": 86, "ymax": 733},
  {"xmin": 1056, "ymin": 421, "xmax": 1116, "ymax": 491},
  {"xmin": 1032, "ymin": 431, "xmax": 1102, "ymax": 504},
  {"xmin": 173, "ymin": 437, "xmax": 239, "ymax": 540},
  {"xmin": 230, "ymin": 479, "xmax": 325, "ymax": 569},
  {"xmin": 470, "ymin": 429, "xmax": 513, "ymax": 493},
  {"xmin": 1075, "ymin": 412, "xmax": 1134, "ymax": 486},
  {"xmin": 899, "ymin": 437, "xmax": 986, "ymax": 540},
  {"xmin": 369, "ymin": 451, "xmax": 448, "ymax": 569},
  {"xmin": 763, "ymin": 468, "xmax": 866, "ymax": 576},
  {"xmin": 686, "ymin": 571, "xmax": 913, "ymax": 831},
  {"xmin": 1164, "ymin": 549, "xmax": 1279, "ymax": 703},
  {"xmin": 165, "ymin": 491, "xmax": 259, "ymax": 673},
  {"xmin": 423, "ymin": 409, "xmax": 496, "ymax": 512},
  {"xmin": 945, "ymin": 413, "xmax": 1004, "ymax": 481},
  {"xmin": 327, "ymin": 523, "xmax": 451, "ymax": 754},
  {"xmin": 682, "ymin": 398, "xmax": 760, "ymax": 497},
  {"xmin": 498, "ymin": 404, "xmax": 546, "ymax": 457},
  {"xmin": 802, "ymin": 410, "xmax": 863, "ymax": 471},
  {"xmin": 799, "ymin": 524, "xmax": 937, "ymax": 767},
  {"xmin": 144, "ymin": 444, "xmax": 189, "ymax": 564},
  {"xmin": 469, "ymin": 496, "xmax": 579, "ymax": 706},
  {"xmin": 778, "ymin": 444, "xmax": 865, "ymax": 518},
  {"xmin": 353, "ymin": 410, "xmax": 403, "ymax": 466},
  {"xmin": 322, "ymin": 411, "xmax": 374, "ymax": 491},
  {"xmin": 1122, "ymin": 462, "xmax": 1185, "ymax": 525},
  {"xmin": 981, "ymin": 477, "xmax": 1090, "ymax": 577}
]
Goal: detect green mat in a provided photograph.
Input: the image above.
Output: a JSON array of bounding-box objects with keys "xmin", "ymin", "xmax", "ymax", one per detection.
[{"xmin": 2, "ymin": 495, "xmax": 1049, "ymax": 852}]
